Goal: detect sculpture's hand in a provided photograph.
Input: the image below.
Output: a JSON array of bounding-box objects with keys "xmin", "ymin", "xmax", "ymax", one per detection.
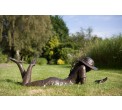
[{"xmin": 95, "ymin": 77, "xmax": 108, "ymax": 84}]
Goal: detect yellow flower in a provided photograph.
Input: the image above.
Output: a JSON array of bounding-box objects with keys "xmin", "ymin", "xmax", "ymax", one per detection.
[{"xmin": 57, "ymin": 59, "xmax": 65, "ymax": 65}]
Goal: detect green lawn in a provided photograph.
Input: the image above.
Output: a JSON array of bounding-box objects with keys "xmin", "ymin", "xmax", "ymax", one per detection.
[{"xmin": 0, "ymin": 63, "xmax": 122, "ymax": 96}]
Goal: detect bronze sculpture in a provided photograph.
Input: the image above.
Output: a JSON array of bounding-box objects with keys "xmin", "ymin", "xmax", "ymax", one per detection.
[
  {"xmin": 95, "ymin": 77, "xmax": 108, "ymax": 84},
  {"xmin": 10, "ymin": 57, "xmax": 98, "ymax": 87}
]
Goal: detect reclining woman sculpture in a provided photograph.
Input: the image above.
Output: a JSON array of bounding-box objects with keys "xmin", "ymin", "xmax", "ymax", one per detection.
[{"xmin": 10, "ymin": 57, "xmax": 98, "ymax": 87}]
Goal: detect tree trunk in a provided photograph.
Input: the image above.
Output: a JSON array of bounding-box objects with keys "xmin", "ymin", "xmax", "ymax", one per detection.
[
  {"xmin": 10, "ymin": 46, "xmax": 15, "ymax": 58},
  {"xmin": 16, "ymin": 50, "xmax": 20, "ymax": 60}
]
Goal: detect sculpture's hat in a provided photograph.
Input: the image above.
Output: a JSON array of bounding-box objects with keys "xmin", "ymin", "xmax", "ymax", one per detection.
[{"xmin": 79, "ymin": 57, "xmax": 98, "ymax": 70}]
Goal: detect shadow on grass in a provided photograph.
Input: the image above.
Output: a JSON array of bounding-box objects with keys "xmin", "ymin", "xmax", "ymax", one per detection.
[{"xmin": 0, "ymin": 79, "xmax": 22, "ymax": 85}]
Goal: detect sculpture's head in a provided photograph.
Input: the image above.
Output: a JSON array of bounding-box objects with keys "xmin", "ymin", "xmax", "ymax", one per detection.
[{"xmin": 79, "ymin": 57, "xmax": 98, "ymax": 71}]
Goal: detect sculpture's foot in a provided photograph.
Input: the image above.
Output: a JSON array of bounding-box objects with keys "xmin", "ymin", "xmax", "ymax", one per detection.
[
  {"xmin": 9, "ymin": 57, "xmax": 24, "ymax": 63},
  {"xmin": 95, "ymin": 77, "xmax": 108, "ymax": 84},
  {"xmin": 31, "ymin": 59, "xmax": 36, "ymax": 66}
]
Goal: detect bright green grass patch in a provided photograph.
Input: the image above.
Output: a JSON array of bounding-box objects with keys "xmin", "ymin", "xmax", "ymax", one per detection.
[{"xmin": 0, "ymin": 63, "xmax": 122, "ymax": 96}]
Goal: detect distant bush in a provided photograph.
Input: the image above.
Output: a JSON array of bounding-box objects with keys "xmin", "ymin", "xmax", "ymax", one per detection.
[
  {"xmin": 57, "ymin": 59, "xmax": 65, "ymax": 65},
  {"xmin": 26, "ymin": 57, "xmax": 47, "ymax": 65},
  {"xmin": 49, "ymin": 59, "xmax": 56, "ymax": 65},
  {"xmin": 86, "ymin": 34, "xmax": 122, "ymax": 68},
  {"xmin": 60, "ymin": 48, "xmax": 75, "ymax": 64},
  {"xmin": 36, "ymin": 58, "xmax": 48, "ymax": 65},
  {"xmin": 26, "ymin": 57, "xmax": 33, "ymax": 64},
  {"xmin": 0, "ymin": 50, "xmax": 7, "ymax": 63}
]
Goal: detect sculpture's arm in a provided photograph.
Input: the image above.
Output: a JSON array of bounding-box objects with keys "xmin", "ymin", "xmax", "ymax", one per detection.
[{"xmin": 78, "ymin": 65, "xmax": 86, "ymax": 84}]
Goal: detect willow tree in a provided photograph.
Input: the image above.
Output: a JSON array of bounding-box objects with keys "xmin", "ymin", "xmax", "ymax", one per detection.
[{"xmin": 0, "ymin": 15, "xmax": 52, "ymax": 60}]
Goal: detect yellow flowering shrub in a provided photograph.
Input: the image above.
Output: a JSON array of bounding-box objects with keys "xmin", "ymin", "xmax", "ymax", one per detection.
[{"xmin": 57, "ymin": 59, "xmax": 65, "ymax": 65}]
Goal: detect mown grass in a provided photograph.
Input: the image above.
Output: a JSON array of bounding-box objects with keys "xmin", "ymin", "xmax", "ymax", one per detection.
[{"xmin": 0, "ymin": 63, "xmax": 122, "ymax": 96}]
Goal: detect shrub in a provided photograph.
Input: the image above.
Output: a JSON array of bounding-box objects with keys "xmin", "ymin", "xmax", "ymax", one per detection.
[
  {"xmin": 0, "ymin": 50, "xmax": 7, "ymax": 63},
  {"xmin": 26, "ymin": 57, "xmax": 48, "ymax": 65},
  {"xmin": 57, "ymin": 59, "xmax": 65, "ymax": 65},
  {"xmin": 36, "ymin": 58, "xmax": 48, "ymax": 65},
  {"xmin": 49, "ymin": 59, "xmax": 56, "ymax": 65},
  {"xmin": 0, "ymin": 55, "xmax": 7, "ymax": 63},
  {"xmin": 86, "ymin": 34, "xmax": 122, "ymax": 68},
  {"xmin": 26, "ymin": 57, "xmax": 33, "ymax": 64},
  {"xmin": 60, "ymin": 48, "xmax": 76, "ymax": 64}
]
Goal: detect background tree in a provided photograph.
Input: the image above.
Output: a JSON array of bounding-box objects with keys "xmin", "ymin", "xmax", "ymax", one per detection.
[
  {"xmin": 42, "ymin": 36, "xmax": 60, "ymax": 63},
  {"xmin": 50, "ymin": 15, "xmax": 69, "ymax": 42},
  {"xmin": 0, "ymin": 15, "xmax": 53, "ymax": 60},
  {"xmin": 86, "ymin": 27, "xmax": 93, "ymax": 39}
]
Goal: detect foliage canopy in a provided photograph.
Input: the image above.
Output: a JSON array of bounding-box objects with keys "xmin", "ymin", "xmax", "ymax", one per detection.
[{"xmin": 0, "ymin": 15, "xmax": 53, "ymax": 60}]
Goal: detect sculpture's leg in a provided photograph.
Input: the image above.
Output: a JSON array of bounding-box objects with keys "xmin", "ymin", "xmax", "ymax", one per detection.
[
  {"xmin": 22, "ymin": 59, "xmax": 36, "ymax": 85},
  {"xmin": 9, "ymin": 57, "xmax": 25, "ymax": 79},
  {"xmin": 78, "ymin": 65, "xmax": 86, "ymax": 84}
]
